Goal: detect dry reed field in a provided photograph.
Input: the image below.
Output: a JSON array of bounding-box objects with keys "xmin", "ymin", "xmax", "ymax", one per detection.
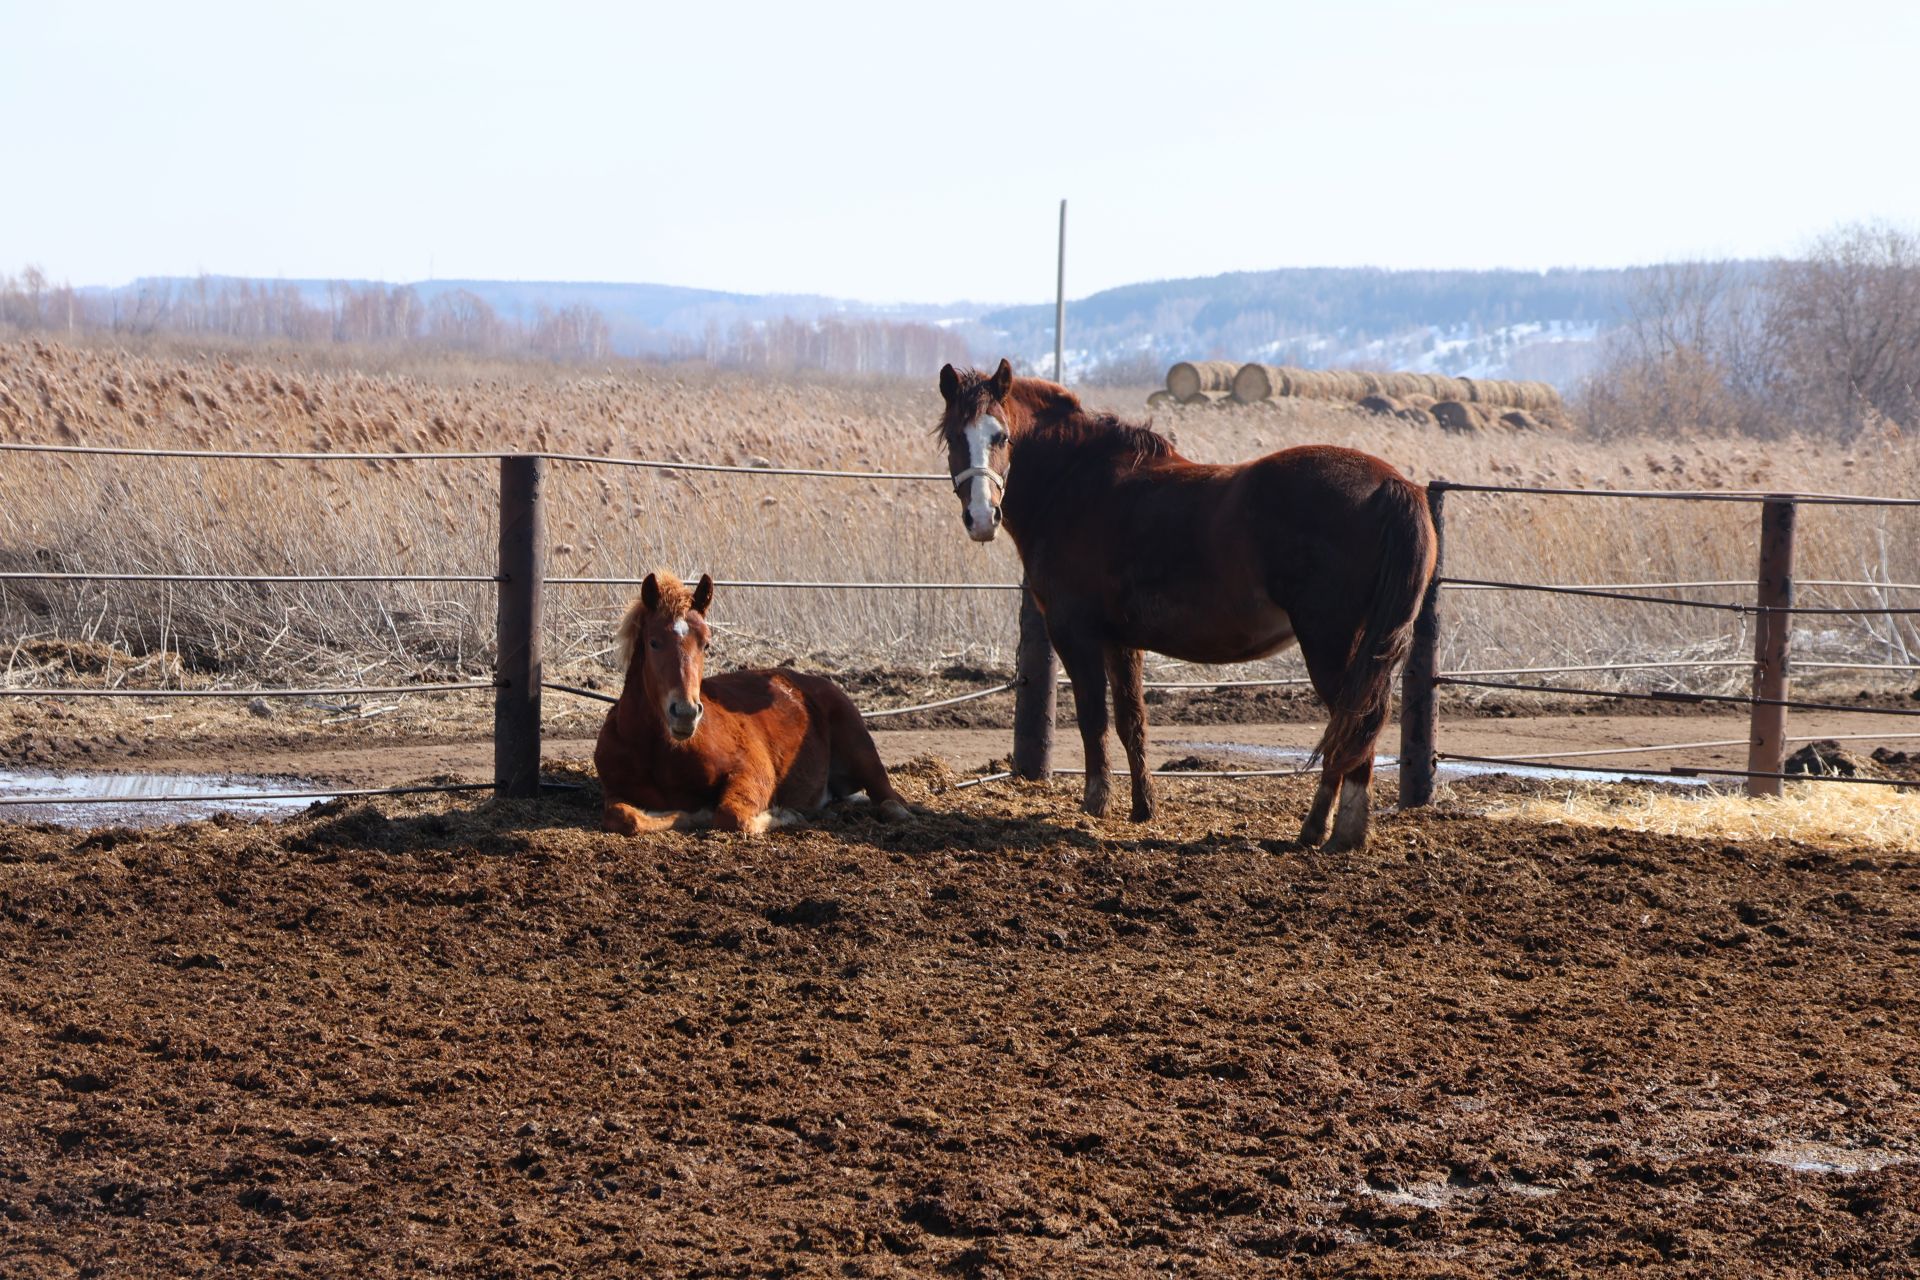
[{"xmin": 1, "ymin": 337, "xmax": 1916, "ymax": 708}]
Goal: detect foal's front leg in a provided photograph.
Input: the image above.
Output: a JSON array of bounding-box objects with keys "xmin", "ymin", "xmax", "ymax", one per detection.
[
  {"xmin": 714, "ymin": 766, "xmax": 799, "ymax": 835},
  {"xmin": 603, "ymin": 801, "xmax": 715, "ymax": 835},
  {"xmin": 1105, "ymin": 644, "xmax": 1155, "ymax": 821},
  {"xmin": 1052, "ymin": 631, "xmax": 1113, "ymax": 818}
]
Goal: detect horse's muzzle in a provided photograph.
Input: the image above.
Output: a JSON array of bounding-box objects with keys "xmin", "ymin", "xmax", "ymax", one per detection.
[
  {"xmin": 962, "ymin": 504, "xmax": 1001, "ymax": 542},
  {"xmin": 667, "ymin": 699, "xmax": 703, "ymax": 740}
]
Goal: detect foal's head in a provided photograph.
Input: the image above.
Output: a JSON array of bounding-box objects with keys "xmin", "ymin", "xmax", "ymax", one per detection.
[
  {"xmin": 937, "ymin": 358, "xmax": 1016, "ymax": 542},
  {"xmin": 616, "ymin": 571, "xmax": 714, "ymax": 741}
]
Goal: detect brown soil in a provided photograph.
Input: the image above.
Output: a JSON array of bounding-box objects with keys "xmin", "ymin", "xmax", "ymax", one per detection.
[{"xmin": 3, "ymin": 770, "xmax": 1918, "ymax": 1277}]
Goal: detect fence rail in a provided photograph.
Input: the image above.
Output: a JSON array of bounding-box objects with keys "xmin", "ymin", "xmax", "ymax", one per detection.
[
  {"xmin": 5, "ymin": 441, "xmax": 1916, "ymax": 813},
  {"xmin": 1401, "ymin": 482, "xmax": 1920, "ymax": 805}
]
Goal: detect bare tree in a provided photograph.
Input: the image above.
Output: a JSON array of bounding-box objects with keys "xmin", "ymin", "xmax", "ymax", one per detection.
[{"xmin": 1764, "ymin": 222, "xmax": 1920, "ymax": 439}]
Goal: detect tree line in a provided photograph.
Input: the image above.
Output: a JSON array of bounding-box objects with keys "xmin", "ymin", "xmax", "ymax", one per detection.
[
  {"xmin": 1587, "ymin": 222, "xmax": 1920, "ymax": 441},
  {"xmin": 680, "ymin": 315, "xmax": 971, "ymax": 379},
  {"xmin": 0, "ymin": 272, "xmax": 614, "ymax": 361},
  {"xmin": 0, "ymin": 270, "xmax": 973, "ymax": 378}
]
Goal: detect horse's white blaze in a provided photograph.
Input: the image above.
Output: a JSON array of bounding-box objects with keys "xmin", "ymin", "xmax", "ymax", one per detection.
[
  {"xmin": 671, "ymin": 618, "xmax": 689, "ymax": 637},
  {"xmin": 962, "ymin": 414, "xmax": 1003, "ymax": 542}
]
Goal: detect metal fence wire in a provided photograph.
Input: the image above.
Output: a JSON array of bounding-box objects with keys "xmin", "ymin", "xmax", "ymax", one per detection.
[
  {"xmin": 1398, "ymin": 480, "xmax": 1920, "ymax": 806},
  {"xmin": 0, "ymin": 444, "xmax": 1914, "ymax": 809}
]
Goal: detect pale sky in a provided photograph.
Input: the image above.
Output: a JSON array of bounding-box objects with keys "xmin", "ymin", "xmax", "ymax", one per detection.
[{"xmin": 4, "ymin": 0, "xmax": 1915, "ymax": 304}]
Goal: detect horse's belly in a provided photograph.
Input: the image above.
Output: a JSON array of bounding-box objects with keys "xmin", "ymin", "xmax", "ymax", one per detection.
[{"xmin": 1134, "ymin": 602, "xmax": 1295, "ymax": 665}]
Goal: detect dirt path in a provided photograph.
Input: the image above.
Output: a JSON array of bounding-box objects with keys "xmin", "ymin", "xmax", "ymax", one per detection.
[{"xmin": 111, "ymin": 711, "xmax": 1920, "ymax": 789}]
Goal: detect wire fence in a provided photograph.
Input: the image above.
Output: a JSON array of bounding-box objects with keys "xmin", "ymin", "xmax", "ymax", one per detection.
[
  {"xmin": 4, "ymin": 439, "xmax": 1917, "ymax": 810},
  {"xmin": 1398, "ymin": 480, "xmax": 1920, "ymax": 805}
]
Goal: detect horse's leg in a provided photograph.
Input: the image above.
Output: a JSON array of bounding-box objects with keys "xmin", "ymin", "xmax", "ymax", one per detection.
[
  {"xmin": 829, "ymin": 703, "xmax": 912, "ymax": 822},
  {"xmin": 1051, "ymin": 627, "xmax": 1113, "ymax": 817},
  {"xmin": 603, "ymin": 801, "xmax": 714, "ymax": 835},
  {"xmin": 1292, "ymin": 630, "xmax": 1349, "ymax": 850},
  {"xmin": 1296, "ymin": 771, "xmax": 1340, "ymax": 849},
  {"xmin": 714, "ymin": 766, "xmax": 782, "ymax": 834},
  {"xmin": 1104, "ymin": 643, "xmax": 1155, "ymax": 822},
  {"xmin": 1324, "ymin": 756, "xmax": 1374, "ymax": 854}
]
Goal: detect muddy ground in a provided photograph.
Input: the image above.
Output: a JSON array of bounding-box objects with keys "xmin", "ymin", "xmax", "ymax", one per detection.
[{"xmin": 2, "ymin": 768, "xmax": 1917, "ymax": 1278}]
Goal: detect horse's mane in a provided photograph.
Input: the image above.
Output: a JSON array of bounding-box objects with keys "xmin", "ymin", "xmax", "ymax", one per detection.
[
  {"xmin": 1014, "ymin": 379, "xmax": 1177, "ymax": 467},
  {"xmin": 939, "ymin": 368, "xmax": 1178, "ymax": 467},
  {"xmin": 615, "ymin": 571, "xmax": 694, "ymax": 669}
]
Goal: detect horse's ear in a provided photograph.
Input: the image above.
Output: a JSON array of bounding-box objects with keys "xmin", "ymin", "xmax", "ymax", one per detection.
[
  {"xmin": 640, "ymin": 573, "xmax": 661, "ymax": 611},
  {"xmin": 989, "ymin": 358, "xmax": 1013, "ymax": 400},
  {"xmin": 938, "ymin": 363, "xmax": 960, "ymax": 402},
  {"xmin": 691, "ymin": 573, "xmax": 714, "ymax": 615}
]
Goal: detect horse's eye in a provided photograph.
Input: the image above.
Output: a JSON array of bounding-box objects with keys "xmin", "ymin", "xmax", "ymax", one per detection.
[
  {"xmin": 992, "ymin": 430, "xmax": 1009, "ymax": 446},
  {"xmin": 648, "ymin": 640, "xmax": 660, "ymax": 650}
]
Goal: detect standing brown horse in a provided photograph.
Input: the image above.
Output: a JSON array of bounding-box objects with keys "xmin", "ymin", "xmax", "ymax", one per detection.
[
  {"xmin": 595, "ymin": 571, "xmax": 911, "ymax": 835},
  {"xmin": 937, "ymin": 359, "xmax": 1436, "ymax": 852}
]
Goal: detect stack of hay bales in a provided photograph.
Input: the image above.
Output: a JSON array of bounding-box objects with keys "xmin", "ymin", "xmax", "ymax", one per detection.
[{"xmin": 1165, "ymin": 361, "xmax": 1564, "ymax": 429}]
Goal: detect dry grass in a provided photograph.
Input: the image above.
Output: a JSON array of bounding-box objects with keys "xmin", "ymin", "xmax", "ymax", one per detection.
[
  {"xmin": 1472, "ymin": 777, "xmax": 1920, "ymax": 851},
  {"xmin": 1, "ymin": 337, "xmax": 1916, "ymax": 699}
]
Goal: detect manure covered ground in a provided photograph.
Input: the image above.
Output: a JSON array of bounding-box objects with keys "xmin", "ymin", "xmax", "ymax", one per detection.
[{"xmin": 2, "ymin": 768, "xmax": 1917, "ymax": 1277}]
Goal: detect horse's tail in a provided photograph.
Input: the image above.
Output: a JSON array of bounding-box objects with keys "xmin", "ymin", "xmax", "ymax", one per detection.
[{"xmin": 1313, "ymin": 477, "xmax": 1438, "ymax": 775}]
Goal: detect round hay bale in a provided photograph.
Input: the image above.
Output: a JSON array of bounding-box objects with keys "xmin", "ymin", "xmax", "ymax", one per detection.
[
  {"xmin": 1231, "ymin": 363, "xmax": 1286, "ymax": 402},
  {"xmin": 1431, "ymin": 400, "xmax": 1479, "ymax": 433},
  {"xmin": 1354, "ymin": 371, "xmax": 1384, "ymax": 397},
  {"xmin": 1377, "ymin": 372, "xmax": 1424, "ymax": 400},
  {"xmin": 1146, "ymin": 389, "xmax": 1177, "ymax": 409},
  {"xmin": 1177, "ymin": 390, "xmax": 1228, "ymax": 407},
  {"xmin": 1395, "ymin": 406, "xmax": 1436, "ymax": 428},
  {"xmin": 1500, "ymin": 409, "xmax": 1543, "ymax": 431},
  {"xmin": 1403, "ymin": 392, "xmax": 1436, "ymax": 411},
  {"xmin": 1166, "ymin": 360, "xmax": 1238, "ymax": 401},
  {"xmin": 1358, "ymin": 394, "xmax": 1404, "ymax": 416}
]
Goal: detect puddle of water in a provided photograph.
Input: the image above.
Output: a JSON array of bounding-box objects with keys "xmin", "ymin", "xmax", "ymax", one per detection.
[
  {"xmin": 1179, "ymin": 742, "xmax": 1710, "ymax": 788},
  {"xmin": 0, "ymin": 769, "xmax": 334, "ymax": 828},
  {"xmin": 1757, "ymin": 1142, "xmax": 1909, "ymax": 1175}
]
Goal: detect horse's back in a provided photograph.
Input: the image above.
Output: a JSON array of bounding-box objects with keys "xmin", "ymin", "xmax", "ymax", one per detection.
[{"xmin": 704, "ymin": 668, "xmax": 873, "ymax": 805}]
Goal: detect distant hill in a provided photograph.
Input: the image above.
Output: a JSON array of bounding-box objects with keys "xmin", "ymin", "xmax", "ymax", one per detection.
[
  {"xmin": 976, "ymin": 265, "xmax": 1750, "ymax": 385},
  {"xmin": 66, "ymin": 262, "xmax": 1771, "ymax": 386}
]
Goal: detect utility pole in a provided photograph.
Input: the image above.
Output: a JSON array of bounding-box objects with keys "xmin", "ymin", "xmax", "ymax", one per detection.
[{"xmin": 1053, "ymin": 199, "xmax": 1067, "ymax": 383}]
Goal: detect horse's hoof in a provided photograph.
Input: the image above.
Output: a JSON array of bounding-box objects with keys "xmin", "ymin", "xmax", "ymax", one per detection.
[
  {"xmin": 878, "ymin": 798, "xmax": 911, "ymax": 823},
  {"xmin": 1322, "ymin": 833, "xmax": 1367, "ymax": 854},
  {"xmin": 1129, "ymin": 801, "xmax": 1155, "ymax": 822}
]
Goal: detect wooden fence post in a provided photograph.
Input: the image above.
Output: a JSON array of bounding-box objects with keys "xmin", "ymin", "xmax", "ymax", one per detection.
[
  {"xmin": 1012, "ymin": 582, "xmax": 1056, "ymax": 779},
  {"xmin": 495, "ymin": 454, "xmax": 546, "ymax": 798},
  {"xmin": 1746, "ymin": 497, "xmax": 1796, "ymax": 798},
  {"xmin": 1398, "ymin": 483, "xmax": 1446, "ymax": 807}
]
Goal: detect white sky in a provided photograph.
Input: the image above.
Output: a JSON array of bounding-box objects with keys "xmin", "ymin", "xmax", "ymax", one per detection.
[{"xmin": 4, "ymin": 0, "xmax": 1915, "ymax": 304}]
